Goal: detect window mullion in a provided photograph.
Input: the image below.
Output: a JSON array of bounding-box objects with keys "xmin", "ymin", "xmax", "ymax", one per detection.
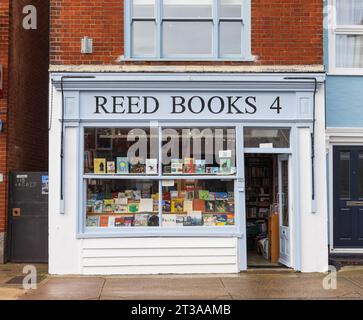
[
  {"xmin": 157, "ymin": 0, "xmax": 162, "ymax": 58},
  {"xmin": 213, "ymin": 0, "xmax": 219, "ymax": 59}
]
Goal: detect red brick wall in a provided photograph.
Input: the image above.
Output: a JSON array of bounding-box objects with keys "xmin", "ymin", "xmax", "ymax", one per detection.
[
  {"xmin": 50, "ymin": 0, "xmax": 323, "ymax": 66},
  {"xmin": 0, "ymin": 0, "xmax": 10, "ymax": 234}
]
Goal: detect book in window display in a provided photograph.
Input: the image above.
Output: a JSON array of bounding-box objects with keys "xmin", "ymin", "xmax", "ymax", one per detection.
[
  {"xmin": 148, "ymin": 214, "xmax": 159, "ymax": 227},
  {"xmin": 216, "ymin": 215, "xmax": 228, "ymax": 226},
  {"xmin": 130, "ymin": 157, "xmax": 146, "ymax": 174},
  {"xmin": 171, "ymin": 199, "xmax": 184, "ymax": 213},
  {"xmin": 93, "ymin": 200, "xmax": 103, "ymax": 213},
  {"xmin": 128, "ymin": 202, "xmax": 140, "ymax": 213},
  {"xmin": 134, "ymin": 214, "xmax": 149, "ymax": 227},
  {"xmin": 146, "ymin": 159, "xmax": 158, "ymax": 175},
  {"xmin": 220, "ymin": 158, "xmax": 231, "ymax": 175},
  {"xmin": 205, "ymin": 200, "xmax": 215, "ymax": 213},
  {"xmin": 198, "ymin": 190, "xmax": 210, "ymax": 201},
  {"xmin": 162, "ymin": 214, "xmax": 177, "ymax": 227},
  {"xmin": 94, "ymin": 158, "xmax": 106, "ymax": 174},
  {"xmin": 99, "ymin": 216, "xmax": 109, "ymax": 228},
  {"xmin": 203, "ymin": 214, "xmax": 217, "ymax": 226},
  {"xmin": 87, "ymin": 216, "xmax": 99, "ymax": 227},
  {"xmin": 188, "ymin": 211, "xmax": 203, "ymax": 226},
  {"xmin": 103, "ymin": 199, "xmax": 114, "ymax": 212},
  {"xmin": 107, "ymin": 161, "xmax": 116, "ymax": 174},
  {"xmin": 116, "ymin": 157, "xmax": 129, "ymax": 174},
  {"xmin": 195, "ymin": 160, "xmax": 206, "ymax": 174},
  {"xmin": 183, "ymin": 158, "xmax": 195, "ymax": 174},
  {"xmin": 171, "ymin": 159, "xmax": 183, "ymax": 174}
]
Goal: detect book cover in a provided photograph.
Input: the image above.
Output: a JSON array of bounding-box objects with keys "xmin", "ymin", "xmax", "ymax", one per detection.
[
  {"xmin": 103, "ymin": 199, "xmax": 114, "ymax": 212},
  {"xmin": 114, "ymin": 217, "xmax": 125, "ymax": 227},
  {"xmin": 215, "ymin": 192, "xmax": 228, "ymax": 200},
  {"xmin": 206, "ymin": 167, "xmax": 213, "ymax": 174},
  {"xmin": 86, "ymin": 216, "xmax": 99, "ymax": 227},
  {"xmin": 146, "ymin": 159, "xmax": 158, "ymax": 174},
  {"xmin": 220, "ymin": 158, "xmax": 232, "ymax": 174},
  {"xmin": 99, "ymin": 215, "xmax": 109, "ymax": 227},
  {"xmin": 147, "ymin": 214, "xmax": 159, "ymax": 227},
  {"xmin": 125, "ymin": 190, "xmax": 133, "ymax": 199},
  {"xmin": 227, "ymin": 214, "xmax": 235, "ymax": 225},
  {"xmin": 203, "ymin": 214, "xmax": 217, "ymax": 226},
  {"xmin": 211, "ymin": 167, "xmax": 220, "ymax": 174},
  {"xmin": 170, "ymin": 190, "xmax": 179, "ymax": 199},
  {"xmin": 188, "ymin": 211, "xmax": 202, "ymax": 226},
  {"xmin": 108, "ymin": 216, "xmax": 116, "ymax": 227},
  {"xmin": 195, "ymin": 160, "xmax": 206, "ymax": 174},
  {"xmin": 162, "ymin": 200, "xmax": 171, "ymax": 212},
  {"xmin": 171, "ymin": 199, "xmax": 184, "ymax": 213},
  {"xmin": 183, "ymin": 200, "xmax": 193, "ymax": 214},
  {"xmin": 114, "ymin": 197, "xmax": 128, "ymax": 205},
  {"xmin": 216, "ymin": 214, "xmax": 228, "ymax": 226},
  {"xmin": 171, "ymin": 159, "xmax": 183, "ymax": 174},
  {"xmin": 205, "ymin": 200, "xmax": 215, "ymax": 213},
  {"xmin": 185, "ymin": 191, "xmax": 194, "ymax": 200},
  {"xmin": 130, "ymin": 158, "xmax": 146, "ymax": 174},
  {"xmin": 124, "ymin": 215, "xmax": 134, "ymax": 227},
  {"xmin": 183, "ymin": 158, "xmax": 195, "ymax": 174},
  {"xmin": 134, "ymin": 214, "xmax": 149, "ymax": 227},
  {"xmin": 163, "ymin": 192, "xmax": 171, "ymax": 201},
  {"xmin": 198, "ymin": 190, "xmax": 210, "ymax": 201},
  {"xmin": 209, "ymin": 192, "xmax": 216, "ymax": 201},
  {"xmin": 139, "ymin": 198, "xmax": 154, "ymax": 212},
  {"xmin": 227, "ymin": 200, "xmax": 234, "ymax": 213},
  {"xmin": 132, "ymin": 190, "xmax": 141, "ymax": 200},
  {"xmin": 162, "ymin": 214, "xmax": 177, "ymax": 227},
  {"xmin": 94, "ymin": 158, "xmax": 106, "ymax": 174},
  {"xmin": 114, "ymin": 204, "xmax": 128, "ymax": 213},
  {"xmin": 128, "ymin": 203, "xmax": 140, "ymax": 213},
  {"xmin": 116, "ymin": 157, "xmax": 129, "ymax": 174},
  {"xmin": 193, "ymin": 199, "xmax": 205, "ymax": 212},
  {"xmin": 215, "ymin": 200, "xmax": 228, "ymax": 213},
  {"xmin": 176, "ymin": 215, "xmax": 185, "ymax": 227},
  {"xmin": 93, "ymin": 200, "xmax": 103, "ymax": 213},
  {"xmin": 107, "ymin": 161, "xmax": 116, "ymax": 174}
]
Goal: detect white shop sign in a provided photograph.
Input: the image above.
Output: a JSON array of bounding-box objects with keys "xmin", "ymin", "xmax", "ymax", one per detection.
[{"xmin": 77, "ymin": 91, "xmax": 307, "ymax": 121}]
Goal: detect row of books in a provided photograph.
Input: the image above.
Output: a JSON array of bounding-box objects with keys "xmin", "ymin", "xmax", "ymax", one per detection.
[
  {"xmin": 167, "ymin": 158, "xmax": 234, "ymax": 175},
  {"xmin": 163, "ymin": 199, "xmax": 234, "ymax": 214},
  {"xmin": 86, "ymin": 212, "xmax": 235, "ymax": 228},
  {"xmin": 93, "ymin": 158, "xmax": 158, "ymax": 175},
  {"xmin": 164, "ymin": 190, "xmax": 233, "ymax": 201}
]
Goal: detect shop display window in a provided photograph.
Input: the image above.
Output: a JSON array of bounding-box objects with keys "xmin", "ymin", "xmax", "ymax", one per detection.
[
  {"xmin": 162, "ymin": 179, "xmax": 235, "ymax": 227},
  {"xmin": 84, "ymin": 127, "xmax": 159, "ymax": 175},
  {"xmin": 85, "ymin": 179, "xmax": 159, "ymax": 228}
]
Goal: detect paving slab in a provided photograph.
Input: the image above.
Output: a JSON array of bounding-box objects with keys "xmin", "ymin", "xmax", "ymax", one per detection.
[
  {"xmin": 20, "ymin": 277, "xmax": 105, "ymax": 300},
  {"xmin": 221, "ymin": 274, "xmax": 363, "ymax": 300},
  {"xmin": 101, "ymin": 277, "xmax": 230, "ymax": 300}
]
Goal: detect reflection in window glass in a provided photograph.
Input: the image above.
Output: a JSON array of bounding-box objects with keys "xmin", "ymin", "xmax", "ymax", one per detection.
[
  {"xmin": 132, "ymin": 0, "xmax": 155, "ymax": 17},
  {"xmin": 336, "ymin": 0, "xmax": 363, "ymax": 26},
  {"xmin": 220, "ymin": 0, "xmax": 243, "ymax": 18},
  {"xmin": 336, "ymin": 35, "xmax": 363, "ymax": 68},
  {"xmin": 163, "ymin": 22, "xmax": 213, "ymax": 56},
  {"xmin": 163, "ymin": 0, "xmax": 212, "ymax": 18},
  {"xmin": 162, "ymin": 179, "xmax": 235, "ymax": 227},
  {"xmin": 220, "ymin": 21, "xmax": 242, "ymax": 56},
  {"xmin": 340, "ymin": 152, "xmax": 350, "ymax": 199},
  {"xmin": 86, "ymin": 179, "xmax": 159, "ymax": 228},
  {"xmin": 84, "ymin": 128, "xmax": 158, "ymax": 175},
  {"xmin": 132, "ymin": 21, "xmax": 156, "ymax": 56},
  {"xmin": 358, "ymin": 153, "xmax": 363, "ymax": 199},
  {"xmin": 244, "ymin": 128, "xmax": 291, "ymax": 148},
  {"xmin": 161, "ymin": 127, "xmax": 236, "ymax": 175}
]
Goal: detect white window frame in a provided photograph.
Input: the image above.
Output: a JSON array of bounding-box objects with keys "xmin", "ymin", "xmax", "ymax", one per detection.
[
  {"xmin": 124, "ymin": 0, "xmax": 252, "ymax": 61},
  {"xmin": 328, "ymin": 0, "xmax": 363, "ymax": 75}
]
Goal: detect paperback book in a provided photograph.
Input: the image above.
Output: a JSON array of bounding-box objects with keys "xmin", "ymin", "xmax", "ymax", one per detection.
[
  {"xmin": 94, "ymin": 158, "xmax": 106, "ymax": 174},
  {"xmin": 116, "ymin": 157, "xmax": 129, "ymax": 174}
]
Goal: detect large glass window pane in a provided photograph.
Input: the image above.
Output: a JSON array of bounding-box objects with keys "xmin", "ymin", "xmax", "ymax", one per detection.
[
  {"xmin": 244, "ymin": 128, "xmax": 291, "ymax": 149},
  {"xmin": 84, "ymin": 128, "xmax": 158, "ymax": 175},
  {"xmin": 132, "ymin": 0, "xmax": 155, "ymax": 18},
  {"xmin": 161, "ymin": 127, "xmax": 236, "ymax": 175},
  {"xmin": 359, "ymin": 153, "xmax": 363, "ymax": 199},
  {"xmin": 339, "ymin": 152, "xmax": 350, "ymax": 199},
  {"xmin": 132, "ymin": 21, "xmax": 156, "ymax": 56},
  {"xmin": 336, "ymin": 35, "xmax": 363, "ymax": 68},
  {"xmin": 220, "ymin": 0, "xmax": 243, "ymax": 18},
  {"xmin": 163, "ymin": 21, "xmax": 212, "ymax": 56},
  {"xmin": 163, "ymin": 0, "xmax": 212, "ymax": 18},
  {"xmin": 86, "ymin": 179, "xmax": 159, "ymax": 228},
  {"xmin": 220, "ymin": 21, "xmax": 242, "ymax": 56},
  {"xmin": 162, "ymin": 179, "xmax": 235, "ymax": 227},
  {"xmin": 336, "ymin": 0, "xmax": 363, "ymax": 26}
]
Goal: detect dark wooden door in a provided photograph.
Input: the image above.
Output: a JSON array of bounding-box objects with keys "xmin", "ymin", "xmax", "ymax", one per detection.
[
  {"xmin": 8, "ymin": 172, "xmax": 48, "ymax": 263},
  {"xmin": 333, "ymin": 147, "xmax": 363, "ymax": 248}
]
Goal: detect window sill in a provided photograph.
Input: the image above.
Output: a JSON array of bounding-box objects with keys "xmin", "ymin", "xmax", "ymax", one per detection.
[{"xmin": 121, "ymin": 56, "xmax": 256, "ymax": 63}]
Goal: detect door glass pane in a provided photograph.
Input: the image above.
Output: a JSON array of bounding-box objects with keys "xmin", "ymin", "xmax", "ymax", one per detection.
[
  {"xmin": 220, "ymin": 0, "xmax": 243, "ymax": 18},
  {"xmin": 163, "ymin": 21, "xmax": 212, "ymax": 56},
  {"xmin": 339, "ymin": 152, "xmax": 350, "ymax": 199},
  {"xmin": 220, "ymin": 21, "xmax": 242, "ymax": 56},
  {"xmin": 336, "ymin": 0, "xmax": 363, "ymax": 26},
  {"xmin": 132, "ymin": 21, "xmax": 156, "ymax": 56},
  {"xmin": 336, "ymin": 35, "xmax": 363, "ymax": 68},
  {"xmin": 358, "ymin": 153, "xmax": 363, "ymax": 198},
  {"xmin": 132, "ymin": 0, "xmax": 155, "ymax": 18},
  {"xmin": 244, "ymin": 128, "xmax": 290, "ymax": 148},
  {"xmin": 281, "ymin": 160, "xmax": 289, "ymax": 227},
  {"xmin": 163, "ymin": 0, "xmax": 212, "ymax": 18},
  {"xmin": 161, "ymin": 179, "xmax": 235, "ymax": 227}
]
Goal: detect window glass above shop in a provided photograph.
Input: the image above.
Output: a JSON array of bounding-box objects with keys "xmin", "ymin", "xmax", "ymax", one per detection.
[
  {"xmin": 244, "ymin": 128, "xmax": 290, "ymax": 149},
  {"xmin": 127, "ymin": 0, "xmax": 250, "ymax": 60}
]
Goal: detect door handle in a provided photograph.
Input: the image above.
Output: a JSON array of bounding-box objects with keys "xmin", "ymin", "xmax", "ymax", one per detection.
[{"xmin": 346, "ymin": 201, "xmax": 363, "ymax": 207}]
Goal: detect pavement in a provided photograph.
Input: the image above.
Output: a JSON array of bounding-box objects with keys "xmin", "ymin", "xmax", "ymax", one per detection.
[{"xmin": 1, "ymin": 264, "xmax": 363, "ymax": 300}]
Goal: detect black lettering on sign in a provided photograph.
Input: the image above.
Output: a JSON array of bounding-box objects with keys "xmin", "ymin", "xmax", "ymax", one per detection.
[
  {"xmin": 95, "ymin": 96, "xmax": 109, "ymax": 114},
  {"xmin": 270, "ymin": 97, "xmax": 282, "ymax": 114}
]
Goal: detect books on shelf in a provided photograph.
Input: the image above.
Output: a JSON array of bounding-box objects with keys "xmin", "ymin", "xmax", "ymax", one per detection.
[
  {"xmin": 220, "ymin": 158, "xmax": 231, "ymax": 174},
  {"xmin": 183, "ymin": 158, "xmax": 195, "ymax": 174},
  {"xmin": 99, "ymin": 216, "xmax": 109, "ymax": 227},
  {"xmin": 188, "ymin": 211, "xmax": 202, "ymax": 226},
  {"xmin": 128, "ymin": 203, "xmax": 140, "ymax": 213},
  {"xmin": 171, "ymin": 199, "xmax": 184, "ymax": 213},
  {"xmin": 134, "ymin": 214, "xmax": 149, "ymax": 227},
  {"xmin": 198, "ymin": 190, "xmax": 210, "ymax": 201},
  {"xmin": 193, "ymin": 199, "xmax": 205, "ymax": 212},
  {"xmin": 94, "ymin": 158, "xmax": 106, "ymax": 174},
  {"xmin": 86, "ymin": 216, "xmax": 99, "ymax": 227},
  {"xmin": 171, "ymin": 159, "xmax": 183, "ymax": 174},
  {"xmin": 183, "ymin": 200, "xmax": 193, "ymax": 214},
  {"xmin": 195, "ymin": 160, "xmax": 206, "ymax": 174},
  {"xmin": 162, "ymin": 214, "xmax": 177, "ymax": 227},
  {"xmin": 139, "ymin": 198, "xmax": 154, "ymax": 212},
  {"xmin": 130, "ymin": 158, "xmax": 146, "ymax": 174},
  {"xmin": 107, "ymin": 161, "xmax": 115, "ymax": 174}
]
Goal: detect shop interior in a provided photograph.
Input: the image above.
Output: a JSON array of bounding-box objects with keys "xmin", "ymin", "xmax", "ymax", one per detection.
[{"xmin": 245, "ymin": 154, "xmax": 287, "ymax": 268}]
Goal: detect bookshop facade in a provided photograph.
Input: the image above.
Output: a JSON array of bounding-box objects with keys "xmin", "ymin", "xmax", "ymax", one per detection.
[{"xmin": 49, "ymin": 73, "xmax": 329, "ymax": 274}]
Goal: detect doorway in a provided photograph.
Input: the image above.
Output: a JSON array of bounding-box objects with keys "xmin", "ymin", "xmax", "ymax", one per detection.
[
  {"xmin": 245, "ymin": 154, "xmax": 291, "ymax": 268},
  {"xmin": 333, "ymin": 146, "xmax": 363, "ymax": 249}
]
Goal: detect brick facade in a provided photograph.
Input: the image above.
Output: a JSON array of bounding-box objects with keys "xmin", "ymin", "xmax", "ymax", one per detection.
[
  {"xmin": 50, "ymin": 0, "xmax": 323, "ymax": 66},
  {"xmin": 0, "ymin": 0, "xmax": 49, "ymax": 263}
]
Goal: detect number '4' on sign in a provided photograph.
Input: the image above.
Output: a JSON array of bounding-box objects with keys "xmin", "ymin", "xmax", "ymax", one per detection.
[{"xmin": 270, "ymin": 97, "xmax": 282, "ymax": 114}]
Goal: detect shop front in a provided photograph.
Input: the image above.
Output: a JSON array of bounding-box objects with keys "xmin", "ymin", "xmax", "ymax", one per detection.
[{"xmin": 49, "ymin": 73, "xmax": 328, "ymax": 275}]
